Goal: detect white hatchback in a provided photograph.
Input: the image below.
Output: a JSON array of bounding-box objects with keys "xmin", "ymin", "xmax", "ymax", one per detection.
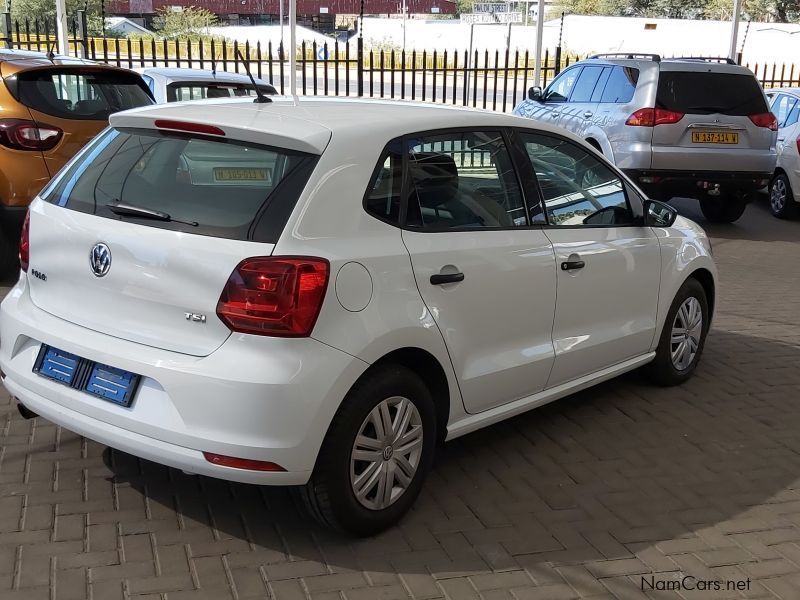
[
  {"xmin": 767, "ymin": 88, "xmax": 800, "ymax": 219},
  {"xmin": 0, "ymin": 98, "xmax": 717, "ymax": 535}
]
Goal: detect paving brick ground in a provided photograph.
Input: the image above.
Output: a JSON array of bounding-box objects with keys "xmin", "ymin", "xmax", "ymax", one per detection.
[{"xmin": 1, "ymin": 195, "xmax": 799, "ymax": 599}]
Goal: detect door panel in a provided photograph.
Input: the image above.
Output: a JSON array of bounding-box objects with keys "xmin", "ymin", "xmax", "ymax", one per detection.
[
  {"xmin": 543, "ymin": 227, "xmax": 660, "ymax": 386},
  {"xmin": 518, "ymin": 130, "xmax": 661, "ymax": 387},
  {"xmin": 399, "ymin": 130, "xmax": 557, "ymax": 414}
]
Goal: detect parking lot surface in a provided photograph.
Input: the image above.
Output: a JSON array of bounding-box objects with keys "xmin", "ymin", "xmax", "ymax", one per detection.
[{"xmin": 0, "ymin": 196, "xmax": 798, "ymax": 600}]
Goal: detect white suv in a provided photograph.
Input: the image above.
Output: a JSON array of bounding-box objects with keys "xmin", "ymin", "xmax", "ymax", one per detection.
[{"xmin": 0, "ymin": 98, "xmax": 717, "ymax": 535}]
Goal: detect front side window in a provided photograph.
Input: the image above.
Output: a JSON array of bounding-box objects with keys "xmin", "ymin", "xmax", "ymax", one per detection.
[
  {"xmin": 406, "ymin": 131, "xmax": 526, "ymax": 229},
  {"xmin": 521, "ymin": 132, "xmax": 633, "ymax": 227},
  {"xmin": 42, "ymin": 127, "xmax": 315, "ymax": 241},
  {"xmin": 544, "ymin": 68, "xmax": 581, "ymax": 103},
  {"xmin": 570, "ymin": 66, "xmax": 605, "ymax": 103},
  {"xmin": 16, "ymin": 68, "xmax": 152, "ymax": 120}
]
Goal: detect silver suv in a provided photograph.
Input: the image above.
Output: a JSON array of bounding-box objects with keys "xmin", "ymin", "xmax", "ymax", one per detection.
[{"xmin": 513, "ymin": 54, "xmax": 777, "ymax": 223}]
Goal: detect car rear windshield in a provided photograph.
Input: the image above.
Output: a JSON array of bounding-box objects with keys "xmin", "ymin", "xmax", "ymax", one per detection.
[
  {"xmin": 656, "ymin": 71, "xmax": 768, "ymax": 116},
  {"xmin": 167, "ymin": 82, "xmax": 276, "ymax": 102},
  {"xmin": 41, "ymin": 127, "xmax": 317, "ymax": 242},
  {"xmin": 15, "ymin": 68, "xmax": 153, "ymax": 120}
]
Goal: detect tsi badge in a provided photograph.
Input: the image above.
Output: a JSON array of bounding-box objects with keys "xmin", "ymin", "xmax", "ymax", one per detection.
[
  {"xmin": 90, "ymin": 243, "xmax": 111, "ymax": 278},
  {"xmin": 185, "ymin": 312, "xmax": 207, "ymax": 324}
]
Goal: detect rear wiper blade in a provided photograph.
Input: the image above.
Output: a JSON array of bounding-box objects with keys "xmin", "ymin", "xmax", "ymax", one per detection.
[{"xmin": 108, "ymin": 202, "xmax": 198, "ymax": 227}]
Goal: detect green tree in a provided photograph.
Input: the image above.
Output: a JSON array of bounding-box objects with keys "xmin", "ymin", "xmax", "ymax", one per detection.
[
  {"xmin": 153, "ymin": 6, "xmax": 218, "ymax": 40},
  {"xmin": 9, "ymin": 0, "xmax": 105, "ymax": 34}
]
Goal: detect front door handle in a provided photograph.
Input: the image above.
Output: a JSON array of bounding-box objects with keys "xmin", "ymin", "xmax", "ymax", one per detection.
[
  {"xmin": 550, "ymin": 111, "xmax": 560, "ymax": 118},
  {"xmin": 561, "ymin": 260, "xmax": 585, "ymax": 271},
  {"xmin": 430, "ymin": 272, "xmax": 465, "ymax": 285},
  {"xmin": 583, "ymin": 111, "xmax": 594, "ymax": 118}
]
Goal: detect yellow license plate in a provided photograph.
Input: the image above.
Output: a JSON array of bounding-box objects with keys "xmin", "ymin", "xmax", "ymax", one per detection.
[
  {"xmin": 691, "ymin": 132, "xmax": 739, "ymax": 144},
  {"xmin": 213, "ymin": 167, "xmax": 270, "ymax": 181}
]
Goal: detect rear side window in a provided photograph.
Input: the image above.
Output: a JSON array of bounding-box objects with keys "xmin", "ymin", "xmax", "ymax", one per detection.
[
  {"xmin": 600, "ymin": 66, "xmax": 638, "ymax": 103},
  {"xmin": 773, "ymin": 94, "xmax": 798, "ymax": 128},
  {"xmin": 656, "ymin": 71, "xmax": 768, "ymax": 115},
  {"xmin": 15, "ymin": 68, "xmax": 152, "ymax": 120},
  {"xmin": 167, "ymin": 83, "xmax": 276, "ymax": 102},
  {"xmin": 41, "ymin": 128, "xmax": 316, "ymax": 242}
]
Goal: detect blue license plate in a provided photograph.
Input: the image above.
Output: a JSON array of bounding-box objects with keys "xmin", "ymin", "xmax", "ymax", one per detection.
[{"xmin": 33, "ymin": 345, "xmax": 140, "ymax": 407}]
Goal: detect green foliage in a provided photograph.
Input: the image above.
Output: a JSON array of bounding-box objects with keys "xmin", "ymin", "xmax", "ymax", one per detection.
[
  {"xmin": 153, "ymin": 6, "xmax": 218, "ymax": 40},
  {"xmin": 554, "ymin": 0, "xmax": 800, "ymax": 21},
  {"xmin": 10, "ymin": 0, "xmax": 105, "ymax": 34}
]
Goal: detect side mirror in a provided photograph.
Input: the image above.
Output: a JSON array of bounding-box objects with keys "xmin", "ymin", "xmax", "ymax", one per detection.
[
  {"xmin": 527, "ymin": 86, "xmax": 543, "ymax": 101},
  {"xmin": 644, "ymin": 199, "xmax": 678, "ymax": 227}
]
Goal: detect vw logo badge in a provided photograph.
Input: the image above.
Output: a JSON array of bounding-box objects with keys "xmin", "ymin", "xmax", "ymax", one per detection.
[{"xmin": 90, "ymin": 243, "xmax": 111, "ymax": 278}]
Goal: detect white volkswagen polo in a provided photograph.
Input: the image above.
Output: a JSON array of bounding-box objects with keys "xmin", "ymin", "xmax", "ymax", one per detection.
[{"xmin": 0, "ymin": 97, "xmax": 716, "ymax": 535}]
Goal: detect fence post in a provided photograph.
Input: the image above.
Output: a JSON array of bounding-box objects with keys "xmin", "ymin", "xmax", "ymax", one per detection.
[
  {"xmin": 1, "ymin": 12, "xmax": 11, "ymax": 48},
  {"xmin": 736, "ymin": 51, "xmax": 743, "ymax": 65},
  {"xmin": 76, "ymin": 10, "xmax": 88, "ymax": 58},
  {"xmin": 357, "ymin": 36, "xmax": 364, "ymax": 97},
  {"xmin": 554, "ymin": 46, "xmax": 562, "ymax": 76}
]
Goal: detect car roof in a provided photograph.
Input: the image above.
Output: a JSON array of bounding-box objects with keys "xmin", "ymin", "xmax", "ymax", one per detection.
[
  {"xmin": 139, "ymin": 67, "xmax": 272, "ymax": 86},
  {"xmin": 768, "ymin": 87, "xmax": 800, "ymax": 97},
  {"xmin": 582, "ymin": 54, "xmax": 754, "ymax": 75},
  {"xmin": 0, "ymin": 49, "xmax": 100, "ymax": 71},
  {"xmin": 110, "ymin": 96, "xmax": 569, "ymax": 155}
]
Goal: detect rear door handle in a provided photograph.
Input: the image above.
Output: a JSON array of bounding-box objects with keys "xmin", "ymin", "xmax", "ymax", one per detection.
[
  {"xmin": 583, "ymin": 111, "xmax": 594, "ymax": 118},
  {"xmin": 550, "ymin": 111, "xmax": 560, "ymax": 118},
  {"xmin": 561, "ymin": 260, "xmax": 585, "ymax": 271},
  {"xmin": 430, "ymin": 272, "xmax": 465, "ymax": 285}
]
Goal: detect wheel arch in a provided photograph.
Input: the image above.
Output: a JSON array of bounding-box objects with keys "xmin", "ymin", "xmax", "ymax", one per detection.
[
  {"xmin": 688, "ymin": 267, "xmax": 715, "ymax": 321},
  {"xmin": 362, "ymin": 347, "xmax": 451, "ymax": 444}
]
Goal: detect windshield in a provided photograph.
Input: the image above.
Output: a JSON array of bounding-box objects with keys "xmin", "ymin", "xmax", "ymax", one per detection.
[
  {"xmin": 41, "ymin": 127, "xmax": 317, "ymax": 242},
  {"xmin": 16, "ymin": 68, "xmax": 153, "ymax": 120},
  {"xmin": 167, "ymin": 82, "xmax": 277, "ymax": 102}
]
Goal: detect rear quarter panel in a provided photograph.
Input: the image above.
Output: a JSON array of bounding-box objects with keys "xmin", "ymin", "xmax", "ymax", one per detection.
[{"xmin": 273, "ymin": 130, "xmax": 467, "ymax": 427}]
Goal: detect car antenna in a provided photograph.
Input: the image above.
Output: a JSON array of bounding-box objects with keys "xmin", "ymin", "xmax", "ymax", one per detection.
[
  {"xmin": 46, "ymin": 38, "xmax": 56, "ymax": 61},
  {"xmin": 236, "ymin": 49, "xmax": 271, "ymax": 103}
]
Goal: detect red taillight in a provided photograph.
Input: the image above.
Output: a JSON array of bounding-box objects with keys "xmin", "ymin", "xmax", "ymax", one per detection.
[
  {"xmin": 625, "ymin": 108, "xmax": 685, "ymax": 127},
  {"xmin": 154, "ymin": 119, "xmax": 225, "ymax": 136},
  {"xmin": 216, "ymin": 256, "xmax": 329, "ymax": 337},
  {"xmin": 203, "ymin": 452, "xmax": 285, "ymax": 472},
  {"xmin": 0, "ymin": 119, "xmax": 62, "ymax": 151},
  {"xmin": 19, "ymin": 209, "xmax": 30, "ymax": 273},
  {"xmin": 796, "ymin": 135, "xmax": 800, "ymax": 155},
  {"xmin": 749, "ymin": 112, "xmax": 778, "ymax": 131}
]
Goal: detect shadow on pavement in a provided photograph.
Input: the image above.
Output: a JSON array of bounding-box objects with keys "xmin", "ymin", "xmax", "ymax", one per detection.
[
  {"xmin": 100, "ymin": 328, "xmax": 800, "ymax": 576},
  {"xmin": 671, "ymin": 195, "xmax": 800, "ymax": 244}
]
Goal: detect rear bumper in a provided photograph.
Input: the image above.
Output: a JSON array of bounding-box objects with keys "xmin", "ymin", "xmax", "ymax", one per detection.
[
  {"xmin": 623, "ymin": 169, "xmax": 772, "ymax": 201},
  {"xmin": 0, "ymin": 278, "xmax": 368, "ymax": 485}
]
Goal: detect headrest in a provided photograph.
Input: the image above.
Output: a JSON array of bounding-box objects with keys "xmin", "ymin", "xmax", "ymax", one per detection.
[{"xmin": 409, "ymin": 152, "xmax": 458, "ymax": 185}]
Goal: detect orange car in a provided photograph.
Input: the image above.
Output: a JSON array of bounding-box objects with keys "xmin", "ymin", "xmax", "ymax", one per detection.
[{"xmin": 0, "ymin": 50, "xmax": 153, "ymax": 273}]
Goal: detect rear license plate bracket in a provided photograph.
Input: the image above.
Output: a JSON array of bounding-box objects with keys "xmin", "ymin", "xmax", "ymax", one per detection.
[{"xmin": 33, "ymin": 344, "xmax": 141, "ymax": 407}]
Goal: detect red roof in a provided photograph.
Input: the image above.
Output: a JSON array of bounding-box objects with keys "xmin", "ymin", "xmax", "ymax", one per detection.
[{"xmin": 110, "ymin": 0, "xmax": 456, "ymax": 15}]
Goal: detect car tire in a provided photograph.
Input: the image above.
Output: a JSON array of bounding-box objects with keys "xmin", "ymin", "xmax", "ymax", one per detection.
[
  {"xmin": 298, "ymin": 364, "xmax": 436, "ymax": 536},
  {"xmin": 646, "ymin": 278, "xmax": 709, "ymax": 387},
  {"xmin": 769, "ymin": 173, "xmax": 799, "ymax": 219},
  {"xmin": 699, "ymin": 195, "xmax": 747, "ymax": 223},
  {"xmin": 0, "ymin": 228, "xmax": 19, "ymax": 279}
]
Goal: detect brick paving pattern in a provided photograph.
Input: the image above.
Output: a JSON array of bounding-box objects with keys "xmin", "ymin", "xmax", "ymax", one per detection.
[{"xmin": 1, "ymin": 196, "xmax": 799, "ymax": 599}]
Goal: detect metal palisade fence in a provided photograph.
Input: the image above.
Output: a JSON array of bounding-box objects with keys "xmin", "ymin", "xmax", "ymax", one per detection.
[{"xmin": 2, "ymin": 12, "xmax": 798, "ymax": 114}]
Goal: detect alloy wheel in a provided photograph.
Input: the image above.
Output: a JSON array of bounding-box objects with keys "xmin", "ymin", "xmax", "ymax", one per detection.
[
  {"xmin": 670, "ymin": 297, "xmax": 703, "ymax": 371},
  {"xmin": 350, "ymin": 396, "xmax": 423, "ymax": 511},
  {"xmin": 772, "ymin": 178, "xmax": 787, "ymax": 214}
]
